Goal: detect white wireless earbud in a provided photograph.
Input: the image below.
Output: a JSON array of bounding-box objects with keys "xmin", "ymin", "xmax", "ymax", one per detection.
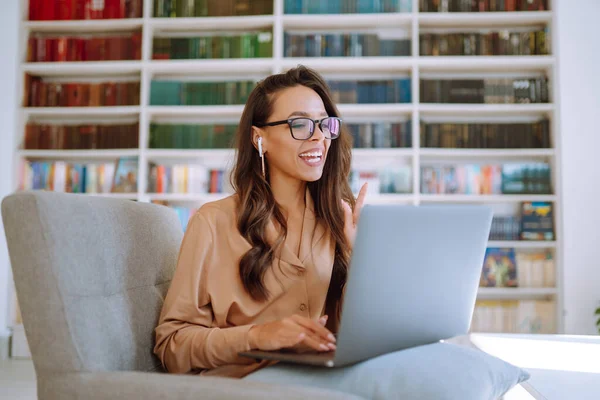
[{"xmin": 257, "ymin": 137, "xmax": 263, "ymax": 157}]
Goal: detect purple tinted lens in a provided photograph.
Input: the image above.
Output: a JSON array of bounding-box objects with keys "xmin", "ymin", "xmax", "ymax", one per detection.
[{"xmin": 325, "ymin": 118, "xmax": 340, "ymax": 136}]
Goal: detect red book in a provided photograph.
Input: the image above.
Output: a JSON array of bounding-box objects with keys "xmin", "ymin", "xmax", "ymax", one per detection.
[
  {"xmin": 104, "ymin": 0, "xmax": 126, "ymax": 18},
  {"xmin": 84, "ymin": 0, "xmax": 105, "ymax": 19},
  {"xmin": 35, "ymin": 37, "xmax": 48, "ymax": 62},
  {"xmin": 56, "ymin": 0, "xmax": 76, "ymax": 20},
  {"xmin": 27, "ymin": 37, "xmax": 37, "ymax": 62},
  {"xmin": 103, "ymin": 83, "xmax": 117, "ymax": 106},
  {"xmin": 28, "ymin": 0, "xmax": 40, "ymax": 20},
  {"xmin": 66, "ymin": 83, "xmax": 84, "ymax": 107},
  {"xmin": 55, "ymin": 37, "xmax": 69, "ymax": 61},
  {"xmin": 75, "ymin": 0, "xmax": 86, "ymax": 19},
  {"xmin": 131, "ymin": 32, "xmax": 142, "ymax": 60},
  {"xmin": 126, "ymin": 0, "xmax": 143, "ymax": 18},
  {"xmin": 39, "ymin": 0, "xmax": 57, "ymax": 20},
  {"xmin": 24, "ymin": 124, "xmax": 39, "ymax": 149}
]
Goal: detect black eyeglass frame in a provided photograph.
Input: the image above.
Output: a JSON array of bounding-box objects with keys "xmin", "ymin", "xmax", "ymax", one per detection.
[{"xmin": 255, "ymin": 117, "xmax": 343, "ymax": 141}]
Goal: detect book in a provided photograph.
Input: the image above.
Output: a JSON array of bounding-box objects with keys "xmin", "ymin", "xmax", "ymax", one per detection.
[
  {"xmin": 25, "ymin": 77, "xmax": 140, "ymax": 107},
  {"xmin": 27, "ymin": 33, "xmax": 142, "ymax": 62},
  {"xmin": 420, "ymin": 29, "xmax": 549, "ymax": 56},
  {"xmin": 111, "ymin": 157, "xmax": 139, "ymax": 193},
  {"xmin": 149, "ymin": 123, "xmax": 237, "ymax": 149},
  {"xmin": 150, "ymin": 80, "xmax": 256, "ymax": 106},
  {"xmin": 284, "ymin": 32, "xmax": 411, "ymax": 57},
  {"xmin": 328, "ymin": 79, "xmax": 412, "ymax": 104},
  {"xmin": 471, "ymin": 299, "xmax": 555, "ymax": 334},
  {"xmin": 349, "ymin": 167, "xmax": 412, "ymax": 194},
  {"xmin": 153, "ymin": 0, "xmax": 273, "ymax": 17},
  {"xmin": 24, "ymin": 122, "xmax": 139, "ymax": 150},
  {"xmin": 349, "ymin": 121, "xmax": 412, "ymax": 148},
  {"xmin": 419, "ymin": 0, "xmax": 547, "ymax": 12},
  {"xmin": 19, "ymin": 160, "xmax": 116, "ymax": 194},
  {"xmin": 147, "ymin": 164, "xmax": 233, "ymax": 194},
  {"xmin": 480, "ymin": 248, "xmax": 518, "ymax": 288},
  {"xmin": 420, "ymin": 77, "xmax": 549, "ymax": 104},
  {"xmin": 284, "ymin": 0, "xmax": 412, "ymax": 14},
  {"xmin": 420, "ymin": 120, "xmax": 550, "ymax": 149},
  {"xmin": 520, "ymin": 201, "xmax": 554, "ymax": 240}
]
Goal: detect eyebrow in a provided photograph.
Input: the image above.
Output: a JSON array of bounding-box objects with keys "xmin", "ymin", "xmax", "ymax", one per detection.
[{"xmin": 287, "ymin": 111, "xmax": 329, "ymax": 118}]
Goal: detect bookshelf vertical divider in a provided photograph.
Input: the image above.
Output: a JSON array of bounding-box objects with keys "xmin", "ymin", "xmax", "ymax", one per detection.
[{"xmin": 10, "ymin": 0, "xmax": 563, "ymax": 351}]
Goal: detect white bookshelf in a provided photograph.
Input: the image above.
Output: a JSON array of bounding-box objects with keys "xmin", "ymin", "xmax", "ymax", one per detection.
[{"xmin": 11, "ymin": 0, "xmax": 563, "ymax": 347}]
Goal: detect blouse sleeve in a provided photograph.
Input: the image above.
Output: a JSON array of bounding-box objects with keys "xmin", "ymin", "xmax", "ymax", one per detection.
[{"xmin": 153, "ymin": 211, "xmax": 254, "ymax": 374}]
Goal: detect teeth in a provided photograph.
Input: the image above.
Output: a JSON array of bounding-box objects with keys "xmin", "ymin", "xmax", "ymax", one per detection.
[{"xmin": 299, "ymin": 151, "xmax": 323, "ymax": 158}]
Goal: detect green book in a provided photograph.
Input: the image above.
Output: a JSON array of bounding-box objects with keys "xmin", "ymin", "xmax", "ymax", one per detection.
[
  {"xmin": 169, "ymin": 0, "xmax": 178, "ymax": 17},
  {"xmin": 194, "ymin": 0, "xmax": 208, "ymax": 16},
  {"xmin": 257, "ymin": 31, "xmax": 273, "ymax": 57}
]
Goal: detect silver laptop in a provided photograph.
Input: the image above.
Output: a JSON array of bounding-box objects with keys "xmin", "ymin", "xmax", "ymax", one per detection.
[{"xmin": 239, "ymin": 204, "xmax": 493, "ymax": 368}]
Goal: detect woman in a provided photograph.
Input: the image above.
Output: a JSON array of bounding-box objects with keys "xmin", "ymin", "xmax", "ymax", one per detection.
[{"xmin": 154, "ymin": 65, "xmax": 367, "ymax": 379}]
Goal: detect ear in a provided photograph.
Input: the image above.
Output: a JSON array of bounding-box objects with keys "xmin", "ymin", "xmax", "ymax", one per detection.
[{"xmin": 251, "ymin": 126, "xmax": 267, "ymax": 154}]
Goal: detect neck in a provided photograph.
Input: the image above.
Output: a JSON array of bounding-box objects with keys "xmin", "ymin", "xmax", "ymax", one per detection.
[{"xmin": 269, "ymin": 170, "xmax": 306, "ymax": 217}]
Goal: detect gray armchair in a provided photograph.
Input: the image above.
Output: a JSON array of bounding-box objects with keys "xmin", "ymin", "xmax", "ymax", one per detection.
[{"xmin": 2, "ymin": 191, "xmax": 361, "ymax": 400}]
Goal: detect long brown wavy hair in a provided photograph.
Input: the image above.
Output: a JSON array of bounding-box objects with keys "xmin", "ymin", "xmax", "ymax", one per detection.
[{"xmin": 231, "ymin": 65, "xmax": 355, "ymax": 323}]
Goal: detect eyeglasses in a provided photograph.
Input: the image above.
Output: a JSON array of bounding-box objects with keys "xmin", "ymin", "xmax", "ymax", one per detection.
[{"xmin": 256, "ymin": 117, "xmax": 342, "ymax": 140}]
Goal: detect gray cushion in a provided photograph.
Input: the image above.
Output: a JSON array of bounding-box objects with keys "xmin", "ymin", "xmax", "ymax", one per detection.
[{"xmin": 245, "ymin": 341, "xmax": 530, "ymax": 400}]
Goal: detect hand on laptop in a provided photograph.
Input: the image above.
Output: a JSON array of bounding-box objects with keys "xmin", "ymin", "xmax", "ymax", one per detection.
[
  {"xmin": 248, "ymin": 314, "xmax": 336, "ymax": 353},
  {"xmin": 342, "ymin": 182, "xmax": 368, "ymax": 250}
]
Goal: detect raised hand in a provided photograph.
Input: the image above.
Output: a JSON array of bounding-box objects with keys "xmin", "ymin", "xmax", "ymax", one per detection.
[
  {"xmin": 248, "ymin": 315, "xmax": 336, "ymax": 353},
  {"xmin": 342, "ymin": 183, "xmax": 368, "ymax": 250}
]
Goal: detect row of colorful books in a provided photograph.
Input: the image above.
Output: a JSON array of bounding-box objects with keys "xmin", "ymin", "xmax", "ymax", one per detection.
[
  {"xmin": 24, "ymin": 123, "xmax": 139, "ymax": 150},
  {"xmin": 349, "ymin": 167, "xmax": 412, "ymax": 195},
  {"xmin": 285, "ymin": 0, "xmax": 412, "ymax": 14},
  {"xmin": 153, "ymin": 0, "xmax": 273, "ymax": 17},
  {"xmin": 348, "ymin": 121, "xmax": 412, "ymax": 148},
  {"xmin": 420, "ymin": 29, "xmax": 549, "ymax": 56},
  {"xmin": 480, "ymin": 248, "xmax": 555, "ymax": 288},
  {"xmin": 28, "ymin": 0, "xmax": 144, "ymax": 20},
  {"xmin": 471, "ymin": 300, "xmax": 555, "ymax": 334},
  {"xmin": 149, "ymin": 123, "xmax": 237, "ymax": 149},
  {"xmin": 26, "ymin": 78, "xmax": 140, "ymax": 107},
  {"xmin": 420, "ymin": 120, "xmax": 551, "ymax": 149},
  {"xmin": 328, "ymin": 79, "xmax": 412, "ymax": 104},
  {"xmin": 148, "ymin": 164, "xmax": 231, "ymax": 194},
  {"xmin": 149, "ymin": 80, "xmax": 255, "ymax": 106},
  {"xmin": 420, "ymin": 163, "xmax": 552, "ymax": 195},
  {"xmin": 420, "ymin": 0, "xmax": 548, "ymax": 12},
  {"xmin": 421, "ymin": 78, "xmax": 549, "ymax": 104},
  {"xmin": 284, "ymin": 33, "xmax": 411, "ymax": 58},
  {"xmin": 27, "ymin": 33, "xmax": 142, "ymax": 63},
  {"xmin": 153, "ymin": 32, "xmax": 273, "ymax": 60},
  {"xmin": 19, "ymin": 161, "xmax": 117, "ymax": 194}
]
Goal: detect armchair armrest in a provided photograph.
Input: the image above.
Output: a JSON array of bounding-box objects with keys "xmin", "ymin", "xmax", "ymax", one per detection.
[{"xmin": 41, "ymin": 371, "xmax": 364, "ymax": 400}]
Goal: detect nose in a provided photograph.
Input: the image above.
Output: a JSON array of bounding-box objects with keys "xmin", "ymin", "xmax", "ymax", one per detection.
[{"xmin": 310, "ymin": 121, "xmax": 326, "ymax": 142}]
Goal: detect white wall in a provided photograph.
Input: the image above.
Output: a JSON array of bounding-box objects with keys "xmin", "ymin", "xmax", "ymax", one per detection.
[
  {"xmin": 555, "ymin": 0, "xmax": 600, "ymax": 335},
  {"xmin": 0, "ymin": 0, "xmax": 19, "ymax": 353}
]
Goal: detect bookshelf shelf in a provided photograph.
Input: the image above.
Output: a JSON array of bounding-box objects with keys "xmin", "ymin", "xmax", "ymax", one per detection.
[
  {"xmin": 22, "ymin": 106, "xmax": 141, "ymax": 118},
  {"xmin": 147, "ymin": 193, "xmax": 230, "ymax": 202},
  {"xmin": 418, "ymin": 11, "xmax": 552, "ymax": 27},
  {"xmin": 419, "ymin": 148, "xmax": 555, "ymax": 159},
  {"xmin": 149, "ymin": 59, "xmax": 274, "ymax": 75},
  {"xmin": 282, "ymin": 13, "xmax": 412, "ymax": 29},
  {"xmin": 352, "ymin": 148, "xmax": 413, "ymax": 158},
  {"xmin": 337, "ymin": 103, "xmax": 413, "ymax": 117},
  {"xmin": 147, "ymin": 105, "xmax": 244, "ymax": 118},
  {"xmin": 477, "ymin": 287, "xmax": 557, "ymax": 299},
  {"xmin": 18, "ymin": 149, "xmax": 139, "ymax": 160},
  {"xmin": 281, "ymin": 57, "xmax": 413, "ymax": 73},
  {"xmin": 23, "ymin": 61, "xmax": 143, "ymax": 76},
  {"xmin": 12, "ymin": 1, "xmax": 563, "ymax": 336},
  {"xmin": 150, "ymin": 15, "xmax": 275, "ymax": 32},
  {"xmin": 418, "ymin": 56, "xmax": 555, "ymax": 72},
  {"xmin": 487, "ymin": 241, "xmax": 557, "ymax": 249},
  {"xmin": 419, "ymin": 194, "xmax": 557, "ymax": 203},
  {"xmin": 89, "ymin": 193, "xmax": 139, "ymax": 200},
  {"xmin": 24, "ymin": 18, "xmax": 144, "ymax": 33},
  {"xmin": 364, "ymin": 194, "xmax": 415, "ymax": 204},
  {"xmin": 419, "ymin": 103, "xmax": 554, "ymax": 116}
]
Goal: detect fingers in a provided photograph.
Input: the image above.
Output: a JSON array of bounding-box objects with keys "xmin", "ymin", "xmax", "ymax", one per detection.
[
  {"xmin": 354, "ymin": 183, "xmax": 368, "ymax": 225},
  {"xmin": 291, "ymin": 315, "xmax": 336, "ymax": 344}
]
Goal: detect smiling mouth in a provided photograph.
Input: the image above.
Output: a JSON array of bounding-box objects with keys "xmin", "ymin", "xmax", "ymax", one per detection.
[{"xmin": 299, "ymin": 150, "xmax": 323, "ymax": 164}]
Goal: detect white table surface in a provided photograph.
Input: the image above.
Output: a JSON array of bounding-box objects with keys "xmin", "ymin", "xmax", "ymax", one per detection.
[{"xmin": 467, "ymin": 333, "xmax": 600, "ymax": 400}]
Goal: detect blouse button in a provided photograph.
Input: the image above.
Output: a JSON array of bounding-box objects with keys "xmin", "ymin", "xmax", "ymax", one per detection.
[{"xmin": 299, "ymin": 303, "xmax": 307, "ymax": 311}]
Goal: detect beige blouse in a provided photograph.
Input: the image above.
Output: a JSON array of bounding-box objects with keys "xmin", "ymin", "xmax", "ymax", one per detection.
[{"xmin": 153, "ymin": 190, "xmax": 335, "ymax": 378}]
